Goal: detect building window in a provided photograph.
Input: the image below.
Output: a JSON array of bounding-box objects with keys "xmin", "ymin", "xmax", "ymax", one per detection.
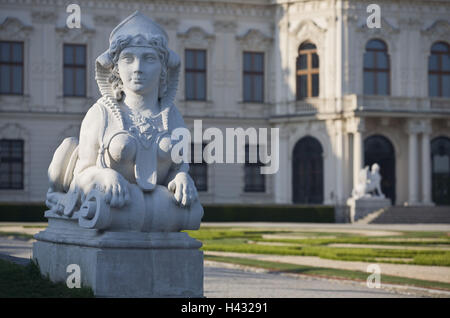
[
  {"xmin": 185, "ymin": 49, "xmax": 206, "ymax": 100},
  {"xmin": 190, "ymin": 143, "xmax": 207, "ymax": 192},
  {"xmin": 244, "ymin": 144, "xmax": 265, "ymax": 192},
  {"xmin": 363, "ymin": 39, "xmax": 390, "ymax": 95},
  {"xmin": 63, "ymin": 44, "xmax": 86, "ymax": 97},
  {"xmin": 429, "ymin": 42, "xmax": 450, "ymax": 98},
  {"xmin": 243, "ymin": 52, "xmax": 264, "ymax": 102},
  {"xmin": 0, "ymin": 41, "xmax": 23, "ymax": 95},
  {"xmin": 0, "ymin": 139, "xmax": 24, "ymax": 189},
  {"xmin": 296, "ymin": 42, "xmax": 319, "ymax": 99}
]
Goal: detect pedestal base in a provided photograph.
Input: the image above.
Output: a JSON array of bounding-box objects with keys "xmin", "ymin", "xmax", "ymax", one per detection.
[
  {"xmin": 32, "ymin": 217, "xmax": 204, "ymax": 297},
  {"xmin": 347, "ymin": 197, "xmax": 391, "ymax": 223}
]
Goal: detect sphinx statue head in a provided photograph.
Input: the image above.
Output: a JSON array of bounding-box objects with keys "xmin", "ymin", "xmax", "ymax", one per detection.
[{"xmin": 95, "ymin": 11, "xmax": 181, "ymax": 129}]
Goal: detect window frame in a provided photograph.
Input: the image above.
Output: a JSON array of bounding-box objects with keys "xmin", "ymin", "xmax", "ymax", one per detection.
[
  {"xmin": 428, "ymin": 42, "xmax": 450, "ymax": 98},
  {"xmin": 189, "ymin": 143, "xmax": 208, "ymax": 192},
  {"xmin": 63, "ymin": 43, "xmax": 87, "ymax": 97},
  {"xmin": 0, "ymin": 139, "xmax": 24, "ymax": 190},
  {"xmin": 244, "ymin": 144, "xmax": 266, "ymax": 193},
  {"xmin": 243, "ymin": 51, "xmax": 264, "ymax": 103},
  {"xmin": 0, "ymin": 41, "xmax": 24, "ymax": 95},
  {"xmin": 296, "ymin": 42, "xmax": 319, "ymax": 100},
  {"xmin": 363, "ymin": 39, "xmax": 390, "ymax": 96},
  {"xmin": 185, "ymin": 49, "xmax": 207, "ymax": 101}
]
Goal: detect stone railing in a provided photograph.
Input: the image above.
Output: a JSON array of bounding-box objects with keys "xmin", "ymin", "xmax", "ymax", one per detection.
[
  {"xmin": 270, "ymin": 95, "xmax": 450, "ymax": 117},
  {"xmin": 342, "ymin": 95, "xmax": 450, "ymax": 113},
  {"xmin": 270, "ymin": 97, "xmax": 335, "ymax": 116}
]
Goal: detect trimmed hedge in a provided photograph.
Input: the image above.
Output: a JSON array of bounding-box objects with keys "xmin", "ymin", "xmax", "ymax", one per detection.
[
  {"xmin": 0, "ymin": 203, "xmax": 335, "ymax": 223},
  {"xmin": 0, "ymin": 204, "xmax": 47, "ymax": 222},
  {"xmin": 202, "ymin": 204, "xmax": 335, "ymax": 223}
]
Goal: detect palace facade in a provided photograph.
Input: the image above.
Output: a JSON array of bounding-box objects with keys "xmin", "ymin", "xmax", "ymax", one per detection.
[{"xmin": 0, "ymin": 0, "xmax": 449, "ymax": 208}]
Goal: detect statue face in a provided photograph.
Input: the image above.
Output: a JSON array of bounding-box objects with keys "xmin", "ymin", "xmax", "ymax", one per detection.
[{"xmin": 117, "ymin": 46, "xmax": 162, "ymax": 95}]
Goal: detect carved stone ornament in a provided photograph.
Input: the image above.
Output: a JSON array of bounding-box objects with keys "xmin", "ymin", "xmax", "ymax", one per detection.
[{"xmin": 33, "ymin": 12, "xmax": 204, "ymax": 298}]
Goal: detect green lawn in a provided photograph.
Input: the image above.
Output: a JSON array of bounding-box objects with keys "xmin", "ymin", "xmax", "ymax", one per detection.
[{"xmin": 186, "ymin": 227, "xmax": 450, "ymax": 267}]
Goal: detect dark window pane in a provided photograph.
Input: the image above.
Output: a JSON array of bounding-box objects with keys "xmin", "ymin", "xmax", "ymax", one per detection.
[
  {"xmin": 297, "ymin": 75, "xmax": 307, "ymax": 99},
  {"xmin": 75, "ymin": 46, "xmax": 85, "ymax": 65},
  {"xmin": 429, "ymin": 54, "xmax": 439, "ymax": 71},
  {"xmin": 377, "ymin": 72, "xmax": 389, "ymax": 95},
  {"xmin": 244, "ymin": 144, "xmax": 265, "ymax": 192},
  {"xmin": 243, "ymin": 74, "xmax": 252, "ymax": 101},
  {"xmin": 0, "ymin": 139, "xmax": 24, "ymax": 189},
  {"xmin": 63, "ymin": 44, "xmax": 86, "ymax": 97},
  {"xmin": 64, "ymin": 68, "xmax": 74, "ymax": 96},
  {"xmin": 443, "ymin": 75, "xmax": 450, "ymax": 97},
  {"xmin": 0, "ymin": 43, "xmax": 10, "ymax": 62},
  {"xmin": 364, "ymin": 52, "xmax": 375, "ymax": 68},
  {"xmin": 366, "ymin": 39, "xmax": 386, "ymax": 50},
  {"xmin": 75, "ymin": 68, "xmax": 85, "ymax": 96},
  {"xmin": 254, "ymin": 75, "xmax": 263, "ymax": 102},
  {"xmin": 312, "ymin": 53, "xmax": 319, "ymax": 68},
  {"xmin": 243, "ymin": 52, "xmax": 252, "ymax": 72},
  {"xmin": 0, "ymin": 65, "xmax": 10, "ymax": 93},
  {"xmin": 299, "ymin": 42, "xmax": 316, "ymax": 50},
  {"xmin": 185, "ymin": 72, "xmax": 194, "ymax": 100},
  {"xmin": 443, "ymin": 54, "xmax": 450, "ymax": 71},
  {"xmin": 376, "ymin": 52, "xmax": 389, "ymax": 69},
  {"xmin": 12, "ymin": 43, "xmax": 22, "ymax": 63},
  {"xmin": 190, "ymin": 144, "xmax": 207, "ymax": 191},
  {"xmin": 254, "ymin": 53, "xmax": 264, "ymax": 72},
  {"xmin": 312, "ymin": 74, "xmax": 319, "ymax": 97},
  {"xmin": 364, "ymin": 72, "xmax": 375, "ymax": 95},
  {"xmin": 429, "ymin": 74, "xmax": 439, "ymax": 97},
  {"xmin": 195, "ymin": 73, "xmax": 206, "ymax": 100},
  {"xmin": 64, "ymin": 45, "xmax": 73, "ymax": 64},
  {"xmin": 185, "ymin": 50, "xmax": 194, "ymax": 68},
  {"xmin": 297, "ymin": 54, "xmax": 307, "ymax": 70},
  {"xmin": 431, "ymin": 42, "xmax": 449, "ymax": 53},
  {"xmin": 195, "ymin": 51, "xmax": 205, "ymax": 70},
  {"xmin": 12, "ymin": 65, "xmax": 22, "ymax": 94},
  {"xmin": 185, "ymin": 50, "xmax": 207, "ymax": 100}
]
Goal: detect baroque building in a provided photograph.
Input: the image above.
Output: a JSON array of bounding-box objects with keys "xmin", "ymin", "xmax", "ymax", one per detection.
[{"xmin": 0, "ymin": 0, "xmax": 449, "ymax": 210}]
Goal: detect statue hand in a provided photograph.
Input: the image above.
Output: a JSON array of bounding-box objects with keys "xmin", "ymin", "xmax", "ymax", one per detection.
[
  {"xmin": 90, "ymin": 168, "xmax": 130, "ymax": 208},
  {"xmin": 167, "ymin": 172, "xmax": 198, "ymax": 208}
]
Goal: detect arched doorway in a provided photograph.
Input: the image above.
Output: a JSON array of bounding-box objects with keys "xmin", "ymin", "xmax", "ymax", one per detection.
[
  {"xmin": 431, "ymin": 137, "xmax": 450, "ymax": 205},
  {"xmin": 364, "ymin": 135, "xmax": 396, "ymax": 204},
  {"xmin": 292, "ymin": 136, "xmax": 323, "ymax": 204}
]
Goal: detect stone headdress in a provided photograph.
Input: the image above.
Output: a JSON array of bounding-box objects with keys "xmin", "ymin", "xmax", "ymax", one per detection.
[{"xmin": 95, "ymin": 11, "xmax": 180, "ymax": 131}]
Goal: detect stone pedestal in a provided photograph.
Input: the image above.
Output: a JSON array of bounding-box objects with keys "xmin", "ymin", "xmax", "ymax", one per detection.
[
  {"xmin": 347, "ymin": 197, "xmax": 391, "ymax": 223},
  {"xmin": 33, "ymin": 216, "xmax": 203, "ymax": 297}
]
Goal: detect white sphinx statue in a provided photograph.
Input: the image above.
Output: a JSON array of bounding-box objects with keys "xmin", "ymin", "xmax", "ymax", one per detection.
[
  {"xmin": 347, "ymin": 163, "xmax": 390, "ymax": 223},
  {"xmin": 352, "ymin": 163, "xmax": 385, "ymax": 199},
  {"xmin": 33, "ymin": 12, "xmax": 203, "ymax": 297}
]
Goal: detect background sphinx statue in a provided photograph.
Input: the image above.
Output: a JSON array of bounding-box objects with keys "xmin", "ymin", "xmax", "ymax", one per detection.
[
  {"xmin": 352, "ymin": 163, "xmax": 385, "ymax": 199},
  {"xmin": 45, "ymin": 11, "xmax": 203, "ymax": 231}
]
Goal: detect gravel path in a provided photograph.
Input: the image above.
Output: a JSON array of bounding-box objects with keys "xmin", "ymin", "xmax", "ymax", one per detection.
[{"xmin": 204, "ymin": 261, "xmax": 415, "ymax": 298}]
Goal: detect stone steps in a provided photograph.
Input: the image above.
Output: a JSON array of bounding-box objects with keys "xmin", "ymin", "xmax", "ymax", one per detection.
[{"xmin": 370, "ymin": 206, "xmax": 450, "ymax": 224}]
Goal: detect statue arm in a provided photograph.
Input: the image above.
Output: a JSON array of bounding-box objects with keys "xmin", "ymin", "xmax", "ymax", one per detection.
[
  {"xmin": 73, "ymin": 104, "xmax": 130, "ymax": 207},
  {"xmin": 164, "ymin": 106, "xmax": 198, "ymax": 206}
]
